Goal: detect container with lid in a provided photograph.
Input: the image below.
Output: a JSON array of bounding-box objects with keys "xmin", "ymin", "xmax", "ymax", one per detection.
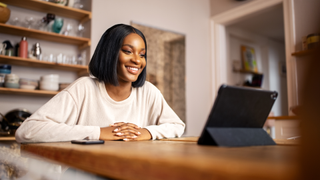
[{"xmin": 307, "ymin": 33, "xmax": 320, "ymax": 49}]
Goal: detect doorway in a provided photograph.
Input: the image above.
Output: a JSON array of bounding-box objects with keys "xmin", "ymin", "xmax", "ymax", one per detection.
[{"xmin": 210, "ymin": 0, "xmax": 295, "ymax": 116}]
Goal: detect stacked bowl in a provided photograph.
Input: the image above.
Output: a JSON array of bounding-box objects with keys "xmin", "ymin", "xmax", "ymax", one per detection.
[
  {"xmin": 5, "ymin": 74, "xmax": 20, "ymax": 88},
  {"xmin": 19, "ymin": 78, "xmax": 38, "ymax": 90},
  {"xmin": 0, "ymin": 64, "xmax": 11, "ymax": 87},
  {"xmin": 40, "ymin": 74, "xmax": 59, "ymax": 91}
]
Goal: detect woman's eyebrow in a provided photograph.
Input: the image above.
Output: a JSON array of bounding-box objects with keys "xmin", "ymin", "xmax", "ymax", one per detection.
[{"xmin": 122, "ymin": 44, "xmax": 145, "ymax": 50}]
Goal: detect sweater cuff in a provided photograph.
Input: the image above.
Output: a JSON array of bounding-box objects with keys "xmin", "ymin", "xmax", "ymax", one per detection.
[{"xmin": 87, "ymin": 126, "xmax": 101, "ymax": 140}]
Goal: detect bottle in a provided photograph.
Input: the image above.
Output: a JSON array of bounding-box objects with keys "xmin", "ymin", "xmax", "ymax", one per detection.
[{"xmin": 19, "ymin": 37, "xmax": 28, "ymax": 58}]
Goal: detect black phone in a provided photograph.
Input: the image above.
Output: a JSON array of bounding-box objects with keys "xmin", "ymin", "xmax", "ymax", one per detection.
[{"xmin": 71, "ymin": 139, "xmax": 105, "ymax": 144}]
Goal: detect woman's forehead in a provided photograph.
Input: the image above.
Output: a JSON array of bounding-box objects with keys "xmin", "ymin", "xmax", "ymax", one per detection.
[{"xmin": 122, "ymin": 33, "xmax": 145, "ymax": 49}]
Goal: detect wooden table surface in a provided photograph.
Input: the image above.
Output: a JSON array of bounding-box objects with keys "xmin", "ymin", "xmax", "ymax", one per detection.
[{"xmin": 21, "ymin": 137, "xmax": 299, "ymax": 180}]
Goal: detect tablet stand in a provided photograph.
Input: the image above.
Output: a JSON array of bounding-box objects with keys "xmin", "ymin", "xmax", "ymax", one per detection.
[{"xmin": 197, "ymin": 127, "xmax": 276, "ymax": 147}]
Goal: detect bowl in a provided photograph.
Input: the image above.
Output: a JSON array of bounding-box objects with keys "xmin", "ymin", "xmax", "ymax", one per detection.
[
  {"xmin": 0, "ymin": 69, "xmax": 11, "ymax": 74},
  {"xmin": 0, "ymin": 3, "xmax": 10, "ymax": 24},
  {"xmin": 0, "ymin": 74, "xmax": 5, "ymax": 85},
  {"xmin": 5, "ymin": 74, "xmax": 19, "ymax": 84},
  {"xmin": 20, "ymin": 78, "xmax": 38, "ymax": 87},
  {"xmin": 20, "ymin": 84, "xmax": 36, "ymax": 90},
  {"xmin": 40, "ymin": 74, "xmax": 59, "ymax": 82},
  {"xmin": 0, "ymin": 64, "xmax": 11, "ymax": 70},
  {"xmin": 5, "ymin": 82, "xmax": 19, "ymax": 89},
  {"xmin": 40, "ymin": 81, "xmax": 59, "ymax": 91},
  {"xmin": 0, "ymin": 65, "xmax": 11, "ymax": 74}
]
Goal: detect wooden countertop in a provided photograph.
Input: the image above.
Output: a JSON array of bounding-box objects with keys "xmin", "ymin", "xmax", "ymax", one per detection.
[{"xmin": 21, "ymin": 137, "xmax": 299, "ymax": 180}]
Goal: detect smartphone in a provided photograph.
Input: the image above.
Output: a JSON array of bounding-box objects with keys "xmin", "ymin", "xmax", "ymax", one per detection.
[{"xmin": 71, "ymin": 139, "xmax": 105, "ymax": 144}]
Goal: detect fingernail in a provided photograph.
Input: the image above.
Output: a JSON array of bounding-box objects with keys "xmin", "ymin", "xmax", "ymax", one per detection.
[
  {"xmin": 137, "ymin": 132, "xmax": 141, "ymax": 134},
  {"xmin": 114, "ymin": 128, "xmax": 118, "ymax": 132},
  {"xmin": 116, "ymin": 132, "xmax": 122, "ymax": 135},
  {"xmin": 123, "ymin": 138, "xmax": 128, "ymax": 141},
  {"xmin": 132, "ymin": 135, "xmax": 137, "ymax": 138}
]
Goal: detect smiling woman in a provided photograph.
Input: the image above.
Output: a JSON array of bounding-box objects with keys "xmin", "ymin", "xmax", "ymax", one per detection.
[
  {"xmin": 117, "ymin": 33, "xmax": 146, "ymax": 86},
  {"xmin": 15, "ymin": 24, "xmax": 185, "ymax": 143}
]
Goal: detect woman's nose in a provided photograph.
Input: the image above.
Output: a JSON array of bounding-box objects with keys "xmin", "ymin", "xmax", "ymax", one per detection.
[{"xmin": 131, "ymin": 54, "xmax": 141, "ymax": 64}]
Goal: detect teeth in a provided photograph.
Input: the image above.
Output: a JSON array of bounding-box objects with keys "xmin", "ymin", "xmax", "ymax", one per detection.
[{"xmin": 128, "ymin": 67, "xmax": 138, "ymax": 71}]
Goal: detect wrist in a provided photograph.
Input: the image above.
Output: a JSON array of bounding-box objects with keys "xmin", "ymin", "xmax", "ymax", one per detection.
[{"xmin": 138, "ymin": 128, "xmax": 152, "ymax": 140}]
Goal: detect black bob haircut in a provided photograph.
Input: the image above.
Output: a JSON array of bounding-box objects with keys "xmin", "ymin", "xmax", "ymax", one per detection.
[{"xmin": 89, "ymin": 24, "xmax": 147, "ymax": 87}]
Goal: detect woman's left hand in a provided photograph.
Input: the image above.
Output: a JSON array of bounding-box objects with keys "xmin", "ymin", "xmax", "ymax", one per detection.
[{"xmin": 110, "ymin": 122, "xmax": 152, "ymax": 141}]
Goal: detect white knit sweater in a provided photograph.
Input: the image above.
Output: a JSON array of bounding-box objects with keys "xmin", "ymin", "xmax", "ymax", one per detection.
[{"xmin": 15, "ymin": 77, "xmax": 185, "ymax": 143}]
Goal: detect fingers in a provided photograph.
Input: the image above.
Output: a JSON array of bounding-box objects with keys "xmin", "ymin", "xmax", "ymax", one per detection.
[
  {"xmin": 111, "ymin": 122, "xmax": 140, "ymax": 129},
  {"xmin": 114, "ymin": 129, "xmax": 141, "ymax": 136},
  {"xmin": 110, "ymin": 122, "xmax": 125, "ymax": 127},
  {"xmin": 110, "ymin": 122, "xmax": 141, "ymax": 141}
]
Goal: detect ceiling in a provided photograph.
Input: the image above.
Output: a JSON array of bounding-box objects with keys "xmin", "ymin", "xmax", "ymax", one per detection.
[{"xmin": 228, "ymin": 4, "xmax": 285, "ymax": 43}]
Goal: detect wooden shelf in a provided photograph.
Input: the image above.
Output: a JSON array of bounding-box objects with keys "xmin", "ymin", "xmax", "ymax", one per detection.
[
  {"xmin": 0, "ymin": 23, "xmax": 90, "ymax": 49},
  {"xmin": 0, "ymin": 87, "xmax": 59, "ymax": 96},
  {"xmin": 268, "ymin": 116, "xmax": 300, "ymax": 120},
  {"xmin": 0, "ymin": 55, "xmax": 88, "ymax": 73},
  {"xmin": 292, "ymin": 50, "xmax": 315, "ymax": 56},
  {"xmin": 1, "ymin": 0, "xmax": 91, "ymax": 23},
  {"xmin": 0, "ymin": 136, "xmax": 16, "ymax": 141},
  {"xmin": 234, "ymin": 69, "xmax": 263, "ymax": 75}
]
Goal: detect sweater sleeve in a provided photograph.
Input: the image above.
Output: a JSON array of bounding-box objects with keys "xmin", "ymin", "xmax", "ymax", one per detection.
[
  {"xmin": 15, "ymin": 91, "xmax": 100, "ymax": 143},
  {"xmin": 144, "ymin": 86, "xmax": 185, "ymax": 140}
]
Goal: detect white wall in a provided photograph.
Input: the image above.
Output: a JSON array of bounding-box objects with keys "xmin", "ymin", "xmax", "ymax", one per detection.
[
  {"xmin": 210, "ymin": 0, "xmax": 254, "ymax": 17},
  {"xmin": 268, "ymin": 40, "xmax": 287, "ymax": 116},
  {"xmin": 91, "ymin": 0, "xmax": 212, "ymax": 136},
  {"xmin": 227, "ymin": 27, "xmax": 288, "ymax": 116}
]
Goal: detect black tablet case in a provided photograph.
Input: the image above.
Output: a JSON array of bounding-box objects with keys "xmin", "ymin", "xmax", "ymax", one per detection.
[{"xmin": 197, "ymin": 85, "xmax": 278, "ymax": 147}]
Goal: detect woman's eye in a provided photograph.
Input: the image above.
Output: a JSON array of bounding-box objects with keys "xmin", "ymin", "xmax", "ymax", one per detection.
[
  {"xmin": 122, "ymin": 50, "xmax": 131, "ymax": 54},
  {"xmin": 140, "ymin": 54, "xmax": 145, "ymax": 58}
]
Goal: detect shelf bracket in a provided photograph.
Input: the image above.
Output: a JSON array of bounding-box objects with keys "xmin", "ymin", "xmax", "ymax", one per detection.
[
  {"xmin": 79, "ymin": 41, "xmax": 91, "ymax": 50},
  {"xmin": 80, "ymin": 14, "xmax": 92, "ymax": 25}
]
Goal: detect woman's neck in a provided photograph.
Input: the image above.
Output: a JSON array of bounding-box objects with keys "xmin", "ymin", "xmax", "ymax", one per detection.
[{"xmin": 105, "ymin": 82, "xmax": 132, "ymax": 101}]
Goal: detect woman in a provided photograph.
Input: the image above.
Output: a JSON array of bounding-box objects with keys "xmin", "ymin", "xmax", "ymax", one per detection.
[{"xmin": 15, "ymin": 24, "xmax": 185, "ymax": 143}]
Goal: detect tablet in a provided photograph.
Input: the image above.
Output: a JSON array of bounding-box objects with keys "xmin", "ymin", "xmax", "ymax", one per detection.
[{"xmin": 198, "ymin": 85, "xmax": 278, "ymax": 146}]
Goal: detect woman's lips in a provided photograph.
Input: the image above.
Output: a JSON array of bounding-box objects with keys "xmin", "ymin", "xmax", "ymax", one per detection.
[{"xmin": 126, "ymin": 66, "xmax": 140, "ymax": 75}]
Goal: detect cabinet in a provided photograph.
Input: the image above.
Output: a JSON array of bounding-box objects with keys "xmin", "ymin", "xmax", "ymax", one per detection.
[{"xmin": 0, "ymin": 0, "xmax": 91, "ymax": 96}]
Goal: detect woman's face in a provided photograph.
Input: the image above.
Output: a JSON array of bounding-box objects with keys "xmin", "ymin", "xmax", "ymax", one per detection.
[{"xmin": 117, "ymin": 33, "xmax": 146, "ymax": 85}]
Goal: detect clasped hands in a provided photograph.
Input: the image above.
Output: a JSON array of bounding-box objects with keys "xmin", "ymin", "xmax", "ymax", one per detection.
[{"xmin": 100, "ymin": 122, "xmax": 151, "ymax": 141}]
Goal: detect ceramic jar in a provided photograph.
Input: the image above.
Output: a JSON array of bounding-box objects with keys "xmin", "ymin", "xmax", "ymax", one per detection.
[{"xmin": 0, "ymin": 2, "xmax": 10, "ymax": 23}]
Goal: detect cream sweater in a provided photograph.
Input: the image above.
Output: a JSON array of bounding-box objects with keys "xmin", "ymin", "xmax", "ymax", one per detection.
[{"xmin": 15, "ymin": 77, "xmax": 185, "ymax": 143}]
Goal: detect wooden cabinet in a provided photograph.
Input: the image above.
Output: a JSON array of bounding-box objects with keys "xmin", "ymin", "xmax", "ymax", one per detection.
[{"xmin": 0, "ymin": 0, "xmax": 91, "ymax": 96}]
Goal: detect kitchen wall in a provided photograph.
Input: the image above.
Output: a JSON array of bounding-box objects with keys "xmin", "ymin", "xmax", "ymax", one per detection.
[{"xmin": 91, "ymin": 0, "xmax": 211, "ymax": 136}]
